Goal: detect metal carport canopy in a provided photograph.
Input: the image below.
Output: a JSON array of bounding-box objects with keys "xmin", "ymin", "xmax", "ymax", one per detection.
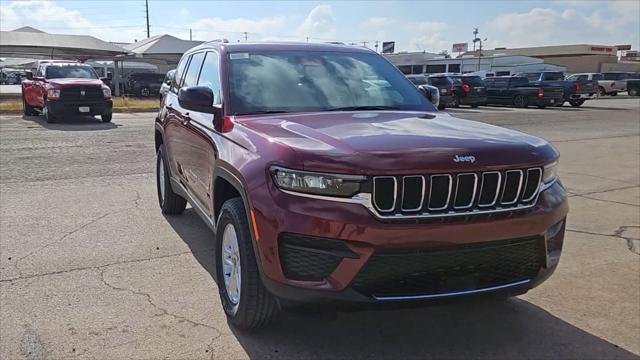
[
  {"xmin": 123, "ymin": 34, "xmax": 203, "ymax": 65},
  {"xmin": 0, "ymin": 30, "xmax": 128, "ymax": 61}
]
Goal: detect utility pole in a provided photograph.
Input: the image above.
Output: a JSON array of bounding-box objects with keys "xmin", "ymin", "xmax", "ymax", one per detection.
[
  {"xmin": 145, "ymin": 0, "xmax": 150, "ymax": 38},
  {"xmin": 306, "ymin": 37, "xmax": 310, "ymax": 43},
  {"xmin": 472, "ymin": 27, "xmax": 478, "ymax": 52},
  {"xmin": 243, "ymin": 32, "xmax": 248, "ymax": 41},
  {"xmin": 189, "ymin": 28, "xmax": 192, "ymax": 41},
  {"xmin": 362, "ymin": 40, "xmax": 368, "ymax": 48},
  {"xmin": 374, "ymin": 40, "xmax": 379, "ymax": 53}
]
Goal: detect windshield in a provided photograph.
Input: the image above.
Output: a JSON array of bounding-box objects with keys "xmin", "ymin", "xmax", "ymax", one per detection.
[
  {"xmin": 227, "ymin": 50, "xmax": 435, "ymax": 115},
  {"xmin": 45, "ymin": 65, "xmax": 98, "ymax": 79}
]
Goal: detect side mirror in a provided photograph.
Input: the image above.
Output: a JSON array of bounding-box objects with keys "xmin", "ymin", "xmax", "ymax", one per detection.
[
  {"xmin": 418, "ymin": 86, "xmax": 432, "ymax": 102},
  {"xmin": 25, "ymin": 71, "xmax": 33, "ymax": 80},
  {"xmin": 178, "ymin": 86, "xmax": 216, "ymax": 114}
]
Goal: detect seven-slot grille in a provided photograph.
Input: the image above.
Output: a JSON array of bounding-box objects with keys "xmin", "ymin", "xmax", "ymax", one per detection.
[
  {"xmin": 60, "ymin": 86, "xmax": 103, "ymax": 101},
  {"xmin": 372, "ymin": 168, "xmax": 542, "ymax": 217}
]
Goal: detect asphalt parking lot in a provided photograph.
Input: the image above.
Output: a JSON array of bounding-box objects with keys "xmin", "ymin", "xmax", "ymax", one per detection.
[{"xmin": 1, "ymin": 98, "xmax": 639, "ymax": 359}]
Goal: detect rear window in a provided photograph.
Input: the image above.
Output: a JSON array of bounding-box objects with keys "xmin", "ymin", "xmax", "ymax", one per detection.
[
  {"xmin": 603, "ymin": 73, "xmax": 628, "ymax": 80},
  {"xmin": 544, "ymin": 72, "xmax": 564, "ymax": 81},
  {"xmin": 428, "ymin": 76, "xmax": 452, "ymax": 86},
  {"xmin": 460, "ymin": 76, "xmax": 484, "ymax": 86},
  {"xmin": 407, "ymin": 76, "xmax": 427, "ymax": 85}
]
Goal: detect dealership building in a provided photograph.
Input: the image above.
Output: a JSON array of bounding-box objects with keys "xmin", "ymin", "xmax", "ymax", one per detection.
[{"xmin": 384, "ymin": 52, "xmax": 566, "ymax": 76}]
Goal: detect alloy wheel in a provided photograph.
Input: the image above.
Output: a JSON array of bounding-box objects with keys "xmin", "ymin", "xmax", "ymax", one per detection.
[{"xmin": 222, "ymin": 223, "xmax": 242, "ymax": 314}]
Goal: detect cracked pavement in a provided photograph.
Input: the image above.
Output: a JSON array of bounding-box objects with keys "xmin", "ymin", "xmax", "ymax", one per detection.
[{"xmin": 1, "ymin": 98, "xmax": 639, "ymax": 359}]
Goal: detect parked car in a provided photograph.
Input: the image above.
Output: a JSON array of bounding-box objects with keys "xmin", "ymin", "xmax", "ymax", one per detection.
[
  {"xmin": 159, "ymin": 69, "xmax": 175, "ymax": 104},
  {"xmin": 406, "ymin": 75, "xmax": 440, "ymax": 109},
  {"xmin": 517, "ymin": 71, "xmax": 595, "ymax": 107},
  {"xmin": 598, "ymin": 72, "xmax": 629, "ymax": 96},
  {"xmin": 22, "ymin": 62, "xmax": 112, "ymax": 123},
  {"xmin": 627, "ymin": 79, "xmax": 640, "ymax": 96},
  {"xmin": 155, "ymin": 42, "xmax": 567, "ymax": 330},
  {"xmin": 125, "ymin": 72, "xmax": 165, "ymax": 97},
  {"xmin": 447, "ymin": 74, "xmax": 487, "ymax": 107},
  {"xmin": 566, "ymin": 73, "xmax": 603, "ymax": 97},
  {"xmin": 426, "ymin": 75, "xmax": 454, "ymax": 110},
  {"xmin": 484, "ymin": 76, "xmax": 565, "ymax": 108},
  {"xmin": 4, "ymin": 72, "xmax": 23, "ymax": 85}
]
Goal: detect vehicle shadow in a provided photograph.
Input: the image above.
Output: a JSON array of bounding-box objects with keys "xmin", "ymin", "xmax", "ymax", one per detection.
[
  {"xmin": 165, "ymin": 209, "xmax": 638, "ymax": 360},
  {"xmin": 21, "ymin": 114, "xmax": 119, "ymax": 131}
]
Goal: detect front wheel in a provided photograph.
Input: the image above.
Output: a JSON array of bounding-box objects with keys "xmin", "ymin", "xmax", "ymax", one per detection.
[
  {"xmin": 470, "ymin": 104, "xmax": 479, "ymax": 108},
  {"xmin": 43, "ymin": 103, "xmax": 56, "ymax": 123},
  {"xmin": 629, "ymin": 88, "xmax": 639, "ymax": 96},
  {"xmin": 216, "ymin": 198, "xmax": 277, "ymax": 330},
  {"xmin": 156, "ymin": 145, "xmax": 187, "ymax": 214},
  {"xmin": 610, "ymin": 91, "xmax": 617, "ymax": 96},
  {"xmin": 22, "ymin": 97, "xmax": 37, "ymax": 116},
  {"xmin": 450, "ymin": 94, "xmax": 460, "ymax": 108},
  {"xmin": 569, "ymin": 99, "xmax": 585, "ymax": 107},
  {"xmin": 101, "ymin": 113, "xmax": 112, "ymax": 123},
  {"xmin": 598, "ymin": 86, "xmax": 606, "ymax": 96},
  {"xmin": 140, "ymin": 87, "xmax": 150, "ymax": 97}
]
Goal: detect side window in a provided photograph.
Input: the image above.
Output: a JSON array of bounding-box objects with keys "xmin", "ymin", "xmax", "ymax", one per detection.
[
  {"xmin": 36, "ymin": 65, "xmax": 45, "ymax": 77},
  {"xmin": 182, "ymin": 52, "xmax": 206, "ymax": 88},
  {"xmin": 483, "ymin": 78, "xmax": 494, "ymax": 87},
  {"xmin": 494, "ymin": 78, "xmax": 508, "ymax": 88},
  {"xmin": 171, "ymin": 55, "xmax": 190, "ymax": 93},
  {"xmin": 197, "ymin": 51, "xmax": 222, "ymax": 104}
]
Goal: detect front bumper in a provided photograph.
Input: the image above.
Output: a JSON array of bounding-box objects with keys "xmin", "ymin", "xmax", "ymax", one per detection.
[
  {"xmin": 47, "ymin": 99, "xmax": 113, "ymax": 116},
  {"xmin": 250, "ymin": 181, "xmax": 569, "ymax": 304}
]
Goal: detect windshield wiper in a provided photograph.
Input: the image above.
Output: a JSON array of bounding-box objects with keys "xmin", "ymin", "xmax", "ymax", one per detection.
[{"xmin": 326, "ymin": 106, "xmax": 400, "ymax": 111}]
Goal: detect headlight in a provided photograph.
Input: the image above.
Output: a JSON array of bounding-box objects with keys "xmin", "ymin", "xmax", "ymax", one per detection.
[
  {"xmin": 542, "ymin": 161, "xmax": 558, "ymax": 188},
  {"xmin": 102, "ymin": 86, "xmax": 111, "ymax": 98},
  {"xmin": 47, "ymin": 89, "xmax": 60, "ymax": 99},
  {"xmin": 270, "ymin": 166, "xmax": 366, "ymax": 197}
]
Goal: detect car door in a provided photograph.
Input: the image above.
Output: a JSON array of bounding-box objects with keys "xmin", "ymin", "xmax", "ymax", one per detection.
[{"xmin": 163, "ymin": 51, "xmax": 213, "ymax": 212}]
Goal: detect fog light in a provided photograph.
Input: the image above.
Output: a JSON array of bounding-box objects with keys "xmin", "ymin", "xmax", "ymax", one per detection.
[{"xmin": 545, "ymin": 219, "xmax": 565, "ymax": 267}]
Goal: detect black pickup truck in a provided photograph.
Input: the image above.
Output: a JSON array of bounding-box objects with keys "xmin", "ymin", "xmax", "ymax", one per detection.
[{"xmin": 484, "ymin": 76, "xmax": 565, "ymax": 108}]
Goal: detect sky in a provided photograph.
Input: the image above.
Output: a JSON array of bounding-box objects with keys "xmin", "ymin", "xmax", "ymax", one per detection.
[{"xmin": 1, "ymin": 0, "xmax": 639, "ymax": 53}]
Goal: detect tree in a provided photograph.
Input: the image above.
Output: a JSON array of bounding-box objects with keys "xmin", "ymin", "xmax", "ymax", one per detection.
[{"xmin": 438, "ymin": 50, "xmax": 451, "ymax": 59}]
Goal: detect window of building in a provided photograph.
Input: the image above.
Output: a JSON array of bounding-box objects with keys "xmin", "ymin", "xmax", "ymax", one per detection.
[
  {"xmin": 447, "ymin": 64, "xmax": 461, "ymax": 73},
  {"xmin": 398, "ymin": 65, "xmax": 412, "ymax": 74},
  {"xmin": 411, "ymin": 65, "xmax": 424, "ymax": 74},
  {"xmin": 425, "ymin": 64, "xmax": 447, "ymax": 74}
]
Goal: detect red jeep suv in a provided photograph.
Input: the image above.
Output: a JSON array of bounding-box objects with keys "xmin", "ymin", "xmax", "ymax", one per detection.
[{"xmin": 155, "ymin": 42, "xmax": 568, "ymax": 329}]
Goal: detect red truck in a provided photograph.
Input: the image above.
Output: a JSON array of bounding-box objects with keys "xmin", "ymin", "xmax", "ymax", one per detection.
[
  {"xmin": 22, "ymin": 61, "xmax": 113, "ymax": 123},
  {"xmin": 155, "ymin": 42, "xmax": 568, "ymax": 329}
]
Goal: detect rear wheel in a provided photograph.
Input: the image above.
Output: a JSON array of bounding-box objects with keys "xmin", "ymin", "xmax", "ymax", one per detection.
[
  {"xmin": 470, "ymin": 104, "xmax": 479, "ymax": 108},
  {"xmin": 598, "ymin": 86, "xmax": 606, "ymax": 96},
  {"xmin": 569, "ymin": 99, "xmax": 585, "ymax": 107},
  {"xmin": 537, "ymin": 105, "xmax": 546, "ymax": 109},
  {"xmin": 610, "ymin": 91, "xmax": 618, "ymax": 96},
  {"xmin": 140, "ymin": 87, "xmax": 150, "ymax": 97},
  {"xmin": 101, "ymin": 113, "xmax": 112, "ymax": 123},
  {"xmin": 216, "ymin": 198, "xmax": 277, "ymax": 330},
  {"xmin": 450, "ymin": 94, "xmax": 460, "ymax": 108},
  {"xmin": 156, "ymin": 145, "xmax": 187, "ymax": 214},
  {"xmin": 513, "ymin": 95, "xmax": 528, "ymax": 108},
  {"xmin": 629, "ymin": 88, "xmax": 639, "ymax": 96},
  {"xmin": 437, "ymin": 104, "xmax": 446, "ymax": 110}
]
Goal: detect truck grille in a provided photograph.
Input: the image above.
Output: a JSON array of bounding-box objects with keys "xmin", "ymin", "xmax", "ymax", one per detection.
[
  {"xmin": 60, "ymin": 86, "xmax": 103, "ymax": 101},
  {"xmin": 372, "ymin": 168, "xmax": 542, "ymax": 218},
  {"xmin": 351, "ymin": 237, "xmax": 543, "ymax": 299}
]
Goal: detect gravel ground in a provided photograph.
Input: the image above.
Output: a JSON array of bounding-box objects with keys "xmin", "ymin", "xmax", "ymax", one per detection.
[{"xmin": 1, "ymin": 98, "xmax": 639, "ymax": 359}]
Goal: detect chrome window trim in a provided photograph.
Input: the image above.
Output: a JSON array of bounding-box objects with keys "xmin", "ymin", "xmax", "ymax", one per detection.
[
  {"xmin": 522, "ymin": 168, "xmax": 542, "ymax": 202},
  {"xmin": 401, "ymin": 175, "xmax": 425, "ymax": 211},
  {"xmin": 373, "ymin": 176, "xmax": 397, "ymax": 212},
  {"xmin": 501, "ymin": 170, "xmax": 523, "ymax": 205},
  {"xmin": 477, "ymin": 171, "xmax": 501, "ymax": 207},
  {"xmin": 453, "ymin": 173, "xmax": 478, "ymax": 209},
  {"xmin": 427, "ymin": 174, "xmax": 452, "ymax": 211}
]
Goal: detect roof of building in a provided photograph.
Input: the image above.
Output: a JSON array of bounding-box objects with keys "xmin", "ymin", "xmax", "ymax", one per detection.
[
  {"xmin": 464, "ymin": 44, "xmax": 621, "ymax": 57},
  {"xmin": 0, "ymin": 30, "xmax": 127, "ymax": 60},
  {"xmin": 124, "ymin": 34, "xmax": 203, "ymax": 55},
  {"xmin": 11, "ymin": 26, "xmax": 46, "ymax": 33}
]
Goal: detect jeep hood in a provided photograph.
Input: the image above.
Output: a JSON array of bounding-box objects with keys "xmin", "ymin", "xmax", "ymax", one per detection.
[
  {"xmin": 46, "ymin": 78, "xmax": 104, "ymax": 87},
  {"xmin": 237, "ymin": 111, "xmax": 557, "ymax": 174}
]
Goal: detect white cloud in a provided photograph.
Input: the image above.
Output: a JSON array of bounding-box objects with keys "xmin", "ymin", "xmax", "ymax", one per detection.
[
  {"xmin": 608, "ymin": 0, "xmax": 640, "ymax": 21},
  {"xmin": 409, "ymin": 21, "xmax": 447, "ymax": 33},
  {"xmin": 362, "ymin": 17, "xmax": 396, "ymax": 28},
  {"xmin": 178, "ymin": 8, "xmax": 190, "ymax": 17},
  {"xmin": 486, "ymin": 7, "xmax": 637, "ymax": 48},
  {"xmin": 296, "ymin": 5, "xmax": 336, "ymax": 38},
  {"xmin": 409, "ymin": 33, "xmax": 450, "ymax": 53},
  {"xmin": 188, "ymin": 16, "xmax": 286, "ymax": 41}
]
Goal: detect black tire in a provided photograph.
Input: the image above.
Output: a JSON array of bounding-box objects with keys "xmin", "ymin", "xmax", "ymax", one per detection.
[
  {"xmin": 629, "ymin": 88, "xmax": 639, "ymax": 97},
  {"xmin": 598, "ymin": 86, "xmax": 606, "ymax": 96},
  {"xmin": 216, "ymin": 198, "xmax": 277, "ymax": 330},
  {"xmin": 537, "ymin": 105, "xmax": 546, "ymax": 109},
  {"xmin": 44, "ymin": 102, "xmax": 56, "ymax": 123},
  {"xmin": 610, "ymin": 91, "xmax": 617, "ymax": 96},
  {"xmin": 470, "ymin": 104, "xmax": 479, "ymax": 108},
  {"xmin": 437, "ymin": 104, "xmax": 446, "ymax": 110},
  {"xmin": 513, "ymin": 95, "xmax": 528, "ymax": 108},
  {"xmin": 101, "ymin": 113, "xmax": 112, "ymax": 123},
  {"xmin": 140, "ymin": 87, "xmax": 150, "ymax": 97},
  {"xmin": 156, "ymin": 145, "xmax": 187, "ymax": 214},
  {"xmin": 451, "ymin": 94, "xmax": 460, "ymax": 108},
  {"xmin": 569, "ymin": 99, "xmax": 585, "ymax": 107},
  {"xmin": 22, "ymin": 97, "xmax": 37, "ymax": 116}
]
